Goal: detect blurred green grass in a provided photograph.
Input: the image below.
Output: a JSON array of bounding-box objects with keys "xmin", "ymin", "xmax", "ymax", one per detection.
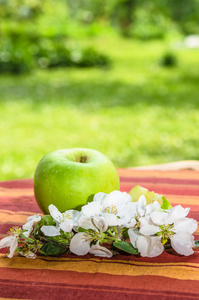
[{"xmin": 0, "ymin": 35, "xmax": 199, "ymax": 180}]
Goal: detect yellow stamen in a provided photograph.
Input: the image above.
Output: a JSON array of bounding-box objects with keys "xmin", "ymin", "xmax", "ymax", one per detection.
[
  {"xmin": 8, "ymin": 226, "xmax": 21, "ymax": 236},
  {"xmin": 63, "ymin": 213, "xmax": 72, "ymax": 221},
  {"xmin": 104, "ymin": 205, "xmax": 117, "ymax": 214}
]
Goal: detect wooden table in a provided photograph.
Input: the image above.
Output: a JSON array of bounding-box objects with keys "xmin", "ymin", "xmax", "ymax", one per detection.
[{"xmin": 0, "ymin": 169, "xmax": 199, "ymax": 300}]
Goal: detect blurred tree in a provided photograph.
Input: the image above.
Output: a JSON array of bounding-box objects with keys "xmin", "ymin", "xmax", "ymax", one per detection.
[
  {"xmin": 66, "ymin": 0, "xmax": 110, "ymax": 23},
  {"xmin": 66, "ymin": 0, "xmax": 199, "ymax": 37},
  {"xmin": 66, "ymin": 0, "xmax": 136, "ymax": 36},
  {"xmin": 0, "ymin": 0, "xmax": 43, "ymax": 20},
  {"xmin": 130, "ymin": 1, "xmax": 171, "ymax": 39},
  {"xmin": 110, "ymin": 0, "xmax": 136, "ymax": 36},
  {"xmin": 150, "ymin": 0, "xmax": 199, "ymax": 35},
  {"xmin": 0, "ymin": 0, "xmax": 44, "ymax": 73},
  {"xmin": 0, "ymin": 0, "xmax": 43, "ymax": 42},
  {"xmin": 166, "ymin": 0, "xmax": 199, "ymax": 34},
  {"xmin": 0, "ymin": 0, "xmax": 110, "ymax": 74}
]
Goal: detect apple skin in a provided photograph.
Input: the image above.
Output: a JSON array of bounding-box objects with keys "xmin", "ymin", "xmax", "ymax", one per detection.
[{"xmin": 34, "ymin": 148, "xmax": 120, "ymax": 214}]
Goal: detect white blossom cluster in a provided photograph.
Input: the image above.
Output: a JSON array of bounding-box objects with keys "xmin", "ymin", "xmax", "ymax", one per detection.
[{"xmin": 0, "ymin": 191, "xmax": 198, "ymax": 259}]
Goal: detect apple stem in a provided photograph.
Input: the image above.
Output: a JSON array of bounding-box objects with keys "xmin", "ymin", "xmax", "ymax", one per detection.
[{"xmin": 79, "ymin": 155, "xmax": 87, "ymax": 163}]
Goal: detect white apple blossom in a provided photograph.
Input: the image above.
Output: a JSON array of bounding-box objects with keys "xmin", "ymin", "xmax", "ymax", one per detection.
[
  {"xmin": 70, "ymin": 215, "xmax": 111, "ymax": 257},
  {"xmin": 137, "ymin": 235, "xmax": 164, "ymax": 257},
  {"xmin": 70, "ymin": 232, "xmax": 91, "ymax": 255},
  {"xmin": 170, "ymin": 231, "xmax": 195, "ymax": 256},
  {"xmin": 89, "ymin": 241, "xmax": 112, "ymax": 258},
  {"xmin": 128, "ymin": 229, "xmax": 164, "ymax": 257},
  {"xmin": 0, "ymin": 227, "xmax": 21, "ymax": 258},
  {"xmin": 1, "ymin": 188, "xmax": 198, "ymax": 260},
  {"xmin": 121, "ymin": 195, "xmax": 161, "ymax": 228},
  {"xmin": 80, "ymin": 191, "xmax": 132, "ymax": 226},
  {"xmin": 41, "ymin": 204, "xmax": 81, "ymax": 236},
  {"xmin": 23, "ymin": 214, "xmax": 41, "ymax": 237},
  {"xmin": 49, "ymin": 204, "xmax": 81, "ymax": 231},
  {"xmin": 77, "ymin": 214, "xmax": 109, "ymax": 231},
  {"xmin": 129, "ymin": 205, "xmax": 198, "ymax": 257}
]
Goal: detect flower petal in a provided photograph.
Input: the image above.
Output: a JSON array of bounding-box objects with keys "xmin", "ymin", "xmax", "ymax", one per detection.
[
  {"xmin": 166, "ymin": 205, "xmax": 190, "ymax": 225},
  {"xmin": 0, "ymin": 236, "xmax": 14, "ymax": 248},
  {"xmin": 121, "ymin": 214, "xmax": 137, "ymax": 228},
  {"xmin": 117, "ymin": 202, "xmax": 138, "ymax": 221},
  {"xmin": 23, "ymin": 215, "xmax": 41, "ymax": 237},
  {"xmin": 150, "ymin": 211, "xmax": 168, "ymax": 226},
  {"xmin": 26, "ymin": 214, "xmax": 41, "ymax": 223},
  {"xmin": 170, "ymin": 232, "xmax": 195, "ymax": 256},
  {"xmin": 127, "ymin": 218, "xmax": 137, "ymax": 228},
  {"xmin": 137, "ymin": 195, "xmax": 146, "ymax": 216},
  {"xmin": 70, "ymin": 232, "xmax": 91, "ymax": 255},
  {"xmin": 40, "ymin": 225, "xmax": 60, "ymax": 236},
  {"xmin": 60, "ymin": 220, "xmax": 73, "ymax": 232},
  {"xmin": 93, "ymin": 215, "xmax": 108, "ymax": 232},
  {"xmin": 89, "ymin": 241, "xmax": 112, "ymax": 258},
  {"xmin": 128, "ymin": 228, "xmax": 140, "ymax": 248},
  {"xmin": 7, "ymin": 237, "xmax": 18, "ymax": 258},
  {"xmin": 147, "ymin": 236, "xmax": 164, "ymax": 257},
  {"xmin": 93, "ymin": 192, "xmax": 107, "ymax": 205},
  {"xmin": 145, "ymin": 201, "xmax": 160, "ymax": 216},
  {"xmin": 23, "ymin": 220, "xmax": 35, "ymax": 237},
  {"xmin": 104, "ymin": 191, "xmax": 132, "ymax": 211},
  {"xmin": 81, "ymin": 202, "xmax": 102, "ymax": 217},
  {"xmin": 173, "ymin": 218, "xmax": 198, "ymax": 234},
  {"xmin": 49, "ymin": 204, "xmax": 63, "ymax": 223},
  {"xmin": 78, "ymin": 215, "xmax": 96, "ymax": 230},
  {"xmin": 139, "ymin": 217, "xmax": 160, "ymax": 235},
  {"xmin": 136, "ymin": 236, "xmax": 164, "ymax": 257},
  {"xmin": 136, "ymin": 235, "xmax": 150, "ymax": 257},
  {"xmin": 65, "ymin": 210, "xmax": 81, "ymax": 226},
  {"xmin": 103, "ymin": 213, "xmax": 120, "ymax": 226}
]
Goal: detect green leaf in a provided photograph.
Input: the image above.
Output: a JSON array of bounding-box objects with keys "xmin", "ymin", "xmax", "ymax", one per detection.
[
  {"xmin": 40, "ymin": 242, "xmax": 67, "ymax": 256},
  {"xmin": 46, "ymin": 236, "xmax": 69, "ymax": 245},
  {"xmin": 113, "ymin": 241, "xmax": 139, "ymax": 254},
  {"xmin": 195, "ymin": 240, "xmax": 199, "ymax": 247},
  {"xmin": 38, "ymin": 215, "xmax": 56, "ymax": 227},
  {"xmin": 161, "ymin": 197, "xmax": 172, "ymax": 209}
]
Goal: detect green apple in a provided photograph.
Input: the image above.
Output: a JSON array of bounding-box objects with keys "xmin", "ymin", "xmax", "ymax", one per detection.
[
  {"xmin": 129, "ymin": 185, "xmax": 172, "ymax": 209},
  {"xmin": 34, "ymin": 148, "xmax": 120, "ymax": 214}
]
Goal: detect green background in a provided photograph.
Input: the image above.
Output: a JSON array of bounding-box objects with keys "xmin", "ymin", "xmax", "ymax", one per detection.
[{"xmin": 1, "ymin": 0, "xmax": 199, "ymax": 180}]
